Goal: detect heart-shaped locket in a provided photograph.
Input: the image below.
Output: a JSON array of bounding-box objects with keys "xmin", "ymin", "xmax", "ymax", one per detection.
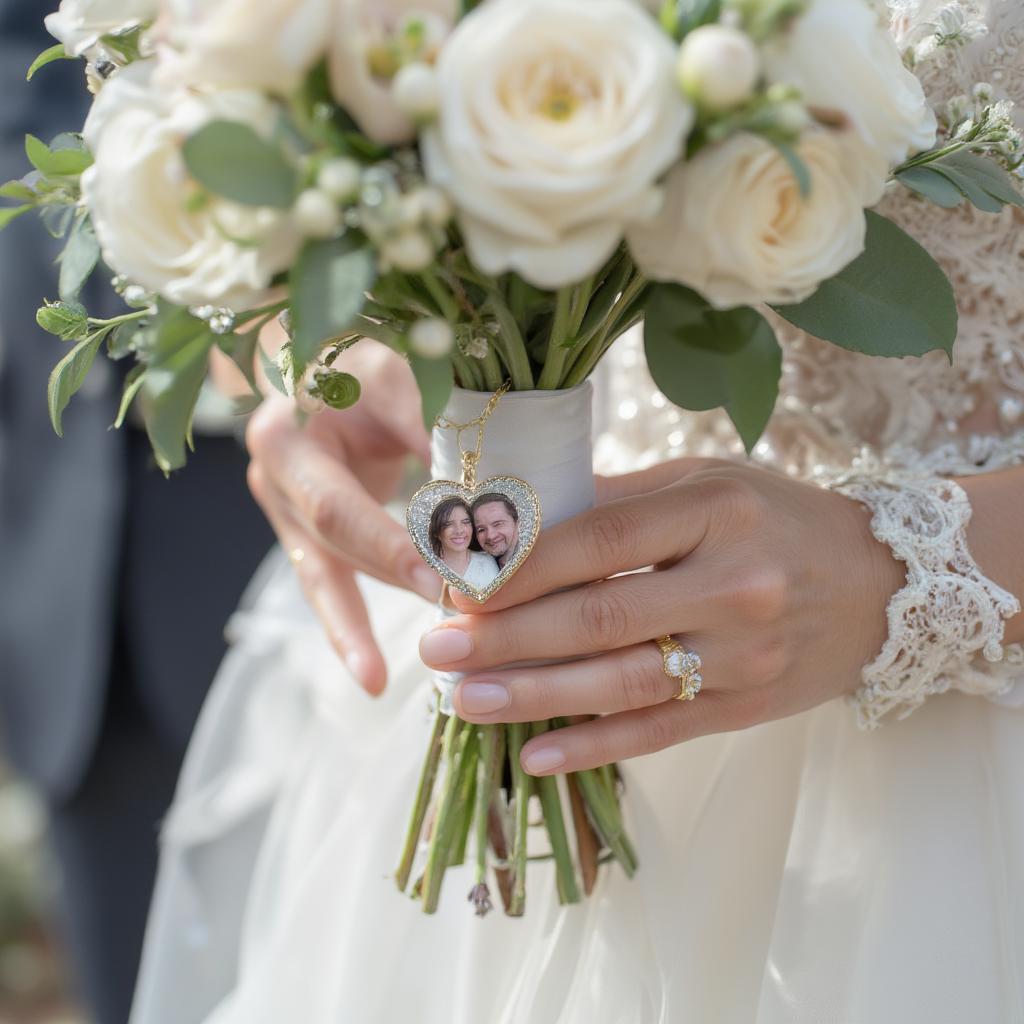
[{"xmin": 406, "ymin": 475, "xmax": 541, "ymax": 602}]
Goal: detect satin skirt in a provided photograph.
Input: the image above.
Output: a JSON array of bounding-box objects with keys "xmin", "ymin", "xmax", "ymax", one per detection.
[{"xmin": 128, "ymin": 548, "xmax": 1024, "ymax": 1024}]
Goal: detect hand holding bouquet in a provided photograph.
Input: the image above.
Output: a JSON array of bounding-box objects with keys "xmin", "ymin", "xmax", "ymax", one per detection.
[{"xmin": 6, "ymin": 0, "xmax": 1022, "ymax": 914}]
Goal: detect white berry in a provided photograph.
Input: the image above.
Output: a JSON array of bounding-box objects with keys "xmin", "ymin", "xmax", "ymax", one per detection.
[
  {"xmin": 381, "ymin": 230, "xmax": 435, "ymax": 272},
  {"xmin": 391, "ymin": 62, "xmax": 440, "ymax": 122},
  {"xmin": 417, "ymin": 186, "xmax": 453, "ymax": 227},
  {"xmin": 677, "ymin": 25, "xmax": 760, "ymax": 112},
  {"xmin": 293, "ymin": 188, "xmax": 342, "ymax": 239},
  {"xmin": 409, "ymin": 317, "xmax": 454, "ymax": 358},
  {"xmin": 317, "ymin": 158, "xmax": 362, "ymax": 202}
]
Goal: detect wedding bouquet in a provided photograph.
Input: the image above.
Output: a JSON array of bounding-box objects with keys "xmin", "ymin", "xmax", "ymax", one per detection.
[{"xmin": 6, "ymin": 0, "xmax": 1021, "ymax": 916}]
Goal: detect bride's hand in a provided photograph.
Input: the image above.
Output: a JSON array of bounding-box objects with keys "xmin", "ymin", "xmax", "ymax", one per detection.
[
  {"xmin": 419, "ymin": 459, "xmax": 906, "ymax": 774},
  {"xmin": 247, "ymin": 341, "xmax": 440, "ymax": 695}
]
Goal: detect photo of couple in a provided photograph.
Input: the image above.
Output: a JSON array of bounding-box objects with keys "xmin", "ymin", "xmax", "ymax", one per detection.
[{"xmin": 428, "ymin": 493, "xmax": 521, "ymax": 589}]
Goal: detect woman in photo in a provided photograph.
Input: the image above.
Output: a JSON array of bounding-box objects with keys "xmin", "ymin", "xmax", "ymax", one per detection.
[{"xmin": 428, "ymin": 497, "xmax": 499, "ymax": 590}]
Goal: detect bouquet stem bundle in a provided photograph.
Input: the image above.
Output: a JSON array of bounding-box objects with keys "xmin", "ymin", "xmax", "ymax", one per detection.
[{"xmin": 396, "ymin": 704, "xmax": 638, "ymax": 916}]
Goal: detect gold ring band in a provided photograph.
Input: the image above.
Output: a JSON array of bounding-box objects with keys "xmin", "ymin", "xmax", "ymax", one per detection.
[{"xmin": 654, "ymin": 635, "xmax": 702, "ymax": 701}]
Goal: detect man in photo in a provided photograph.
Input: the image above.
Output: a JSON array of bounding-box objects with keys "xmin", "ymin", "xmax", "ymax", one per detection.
[{"xmin": 471, "ymin": 494, "xmax": 520, "ymax": 569}]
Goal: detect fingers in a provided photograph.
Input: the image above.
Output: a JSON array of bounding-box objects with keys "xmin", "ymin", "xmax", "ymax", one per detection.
[
  {"xmin": 249, "ymin": 465, "xmax": 388, "ymax": 694},
  {"xmin": 452, "ymin": 639, "xmax": 707, "ymax": 722},
  {"xmin": 421, "ymin": 569, "xmax": 712, "ymax": 672},
  {"xmin": 593, "ymin": 457, "xmax": 723, "ymax": 505},
  {"xmin": 517, "ymin": 690, "xmax": 748, "ymax": 775},
  {"xmin": 450, "ymin": 483, "xmax": 710, "ymax": 615},
  {"xmin": 250, "ymin": 410, "xmax": 440, "ymax": 602}
]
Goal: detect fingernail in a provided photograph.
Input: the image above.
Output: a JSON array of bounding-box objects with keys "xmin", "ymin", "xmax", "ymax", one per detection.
[
  {"xmin": 420, "ymin": 627, "xmax": 472, "ymax": 664},
  {"xmin": 460, "ymin": 682, "xmax": 510, "ymax": 715},
  {"xmin": 523, "ymin": 746, "xmax": 565, "ymax": 775},
  {"xmin": 412, "ymin": 565, "xmax": 441, "ymax": 600}
]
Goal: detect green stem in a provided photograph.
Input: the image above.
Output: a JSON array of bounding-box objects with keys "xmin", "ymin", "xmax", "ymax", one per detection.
[
  {"xmin": 395, "ymin": 705, "xmax": 449, "ymax": 892},
  {"xmin": 507, "ymin": 722, "xmax": 531, "ymax": 915},
  {"xmin": 451, "ymin": 346, "xmax": 483, "ymax": 390},
  {"xmin": 530, "ymin": 722, "xmax": 581, "ymax": 904},
  {"xmin": 574, "ymin": 768, "xmax": 638, "ymax": 877},
  {"xmin": 88, "ymin": 308, "xmax": 150, "ymax": 328},
  {"xmin": 536, "ymin": 287, "xmax": 574, "ymax": 390},
  {"xmin": 563, "ymin": 273, "xmax": 648, "ymax": 388},
  {"xmin": 448, "ymin": 727, "xmax": 480, "ymax": 867},
  {"xmin": 421, "ymin": 716, "xmax": 473, "ymax": 913},
  {"xmin": 420, "ymin": 268, "xmax": 461, "ymax": 323},
  {"xmin": 483, "ymin": 292, "xmax": 534, "ymax": 390},
  {"xmin": 477, "ymin": 340, "xmax": 505, "ymax": 391},
  {"xmin": 232, "ymin": 299, "xmax": 288, "ymax": 326},
  {"xmin": 474, "ymin": 725, "xmax": 500, "ymax": 887}
]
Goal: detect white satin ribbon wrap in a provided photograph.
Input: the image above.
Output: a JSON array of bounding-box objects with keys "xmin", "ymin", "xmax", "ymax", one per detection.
[{"xmin": 431, "ymin": 382, "xmax": 595, "ymax": 713}]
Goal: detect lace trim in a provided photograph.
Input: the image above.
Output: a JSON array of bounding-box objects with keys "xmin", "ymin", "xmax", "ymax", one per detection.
[{"xmin": 828, "ymin": 470, "xmax": 1022, "ymax": 729}]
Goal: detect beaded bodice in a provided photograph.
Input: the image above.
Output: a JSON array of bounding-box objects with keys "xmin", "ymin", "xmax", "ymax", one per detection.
[{"xmin": 599, "ymin": 0, "xmax": 1024, "ymax": 482}]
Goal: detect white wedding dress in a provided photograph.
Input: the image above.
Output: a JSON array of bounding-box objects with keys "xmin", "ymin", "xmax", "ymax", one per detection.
[{"xmin": 131, "ymin": 5, "xmax": 1024, "ymax": 1022}]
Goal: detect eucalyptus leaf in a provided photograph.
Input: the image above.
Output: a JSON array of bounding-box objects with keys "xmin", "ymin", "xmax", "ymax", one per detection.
[
  {"xmin": 409, "ymin": 353, "xmax": 453, "ymax": 430},
  {"xmin": 113, "ymin": 364, "xmax": 146, "ymax": 429},
  {"xmin": 929, "ymin": 165, "xmax": 1003, "ymax": 212},
  {"xmin": 0, "ymin": 205, "xmax": 31, "ymax": 230},
  {"xmin": 644, "ymin": 287, "xmax": 781, "ymax": 453},
  {"xmin": 25, "ymin": 134, "xmax": 92, "ymax": 177},
  {"xmin": 41, "ymin": 203, "xmax": 75, "ymax": 239},
  {"xmin": 182, "ymin": 121, "xmax": 298, "ymax": 209},
  {"xmin": 27, "ymin": 43, "xmax": 71, "ymax": 81},
  {"xmin": 259, "ymin": 341, "xmax": 288, "ymax": 395},
  {"xmin": 58, "ymin": 216, "xmax": 100, "ymax": 302},
  {"xmin": 942, "ymin": 150, "xmax": 1024, "ymax": 208},
  {"xmin": 48, "ymin": 330, "xmax": 105, "ymax": 436},
  {"xmin": 773, "ymin": 210, "xmax": 957, "ymax": 360},
  {"xmin": 138, "ymin": 307, "xmax": 216, "ymax": 472},
  {"xmin": 896, "ymin": 166, "xmax": 965, "ymax": 208},
  {"xmin": 290, "ymin": 234, "xmax": 377, "ymax": 373},
  {"xmin": 37, "ymin": 301, "xmax": 89, "ymax": 340},
  {"xmin": 0, "ymin": 180, "xmax": 37, "ymax": 202}
]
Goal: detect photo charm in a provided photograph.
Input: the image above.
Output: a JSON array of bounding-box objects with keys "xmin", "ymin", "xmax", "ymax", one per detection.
[
  {"xmin": 406, "ymin": 381, "xmax": 542, "ymax": 602},
  {"xmin": 406, "ymin": 476, "xmax": 541, "ymax": 603}
]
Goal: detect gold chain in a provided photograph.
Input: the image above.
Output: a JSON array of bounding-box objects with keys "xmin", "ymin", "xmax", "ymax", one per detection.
[{"xmin": 434, "ymin": 380, "xmax": 511, "ymax": 489}]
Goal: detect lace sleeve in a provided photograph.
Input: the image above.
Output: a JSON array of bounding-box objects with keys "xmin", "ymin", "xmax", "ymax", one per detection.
[{"xmin": 828, "ymin": 465, "xmax": 1023, "ymax": 728}]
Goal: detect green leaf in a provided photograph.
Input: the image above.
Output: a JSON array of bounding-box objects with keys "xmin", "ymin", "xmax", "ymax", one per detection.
[
  {"xmin": 138, "ymin": 307, "xmax": 216, "ymax": 472},
  {"xmin": 644, "ymin": 287, "xmax": 782, "ymax": 453},
  {"xmin": 311, "ymin": 369, "xmax": 361, "ymax": 410},
  {"xmin": 773, "ymin": 210, "xmax": 957, "ymax": 360},
  {"xmin": 27, "ymin": 42, "xmax": 71, "ymax": 81},
  {"xmin": 0, "ymin": 180, "xmax": 37, "ymax": 202},
  {"xmin": 660, "ymin": 0, "xmax": 721, "ymax": 39},
  {"xmin": 48, "ymin": 331, "xmax": 105, "ymax": 436},
  {"xmin": 216, "ymin": 324, "xmax": 261, "ymax": 396},
  {"xmin": 37, "ymin": 300, "xmax": 89, "ymax": 340},
  {"xmin": 258, "ymin": 341, "xmax": 288, "ymax": 395},
  {"xmin": 941, "ymin": 150, "xmax": 1024, "ymax": 208},
  {"xmin": 113, "ymin": 364, "xmax": 146, "ymax": 429},
  {"xmin": 773, "ymin": 141, "xmax": 811, "ymax": 199},
  {"xmin": 929, "ymin": 165, "xmax": 1003, "ymax": 212},
  {"xmin": 409, "ymin": 353, "xmax": 453, "ymax": 430},
  {"xmin": 0, "ymin": 205, "xmax": 31, "ymax": 230},
  {"xmin": 182, "ymin": 121, "xmax": 298, "ymax": 208},
  {"xmin": 25, "ymin": 134, "xmax": 92, "ymax": 177},
  {"xmin": 58, "ymin": 216, "xmax": 100, "ymax": 302},
  {"xmin": 896, "ymin": 166, "xmax": 965, "ymax": 208},
  {"xmin": 290, "ymin": 234, "xmax": 377, "ymax": 372}
]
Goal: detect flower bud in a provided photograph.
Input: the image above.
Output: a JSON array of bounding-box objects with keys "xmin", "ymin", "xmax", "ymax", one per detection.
[
  {"xmin": 391, "ymin": 62, "xmax": 440, "ymax": 123},
  {"xmin": 380, "ymin": 230, "xmax": 435, "ymax": 272},
  {"xmin": 409, "ymin": 317, "xmax": 454, "ymax": 358},
  {"xmin": 677, "ymin": 25, "xmax": 760, "ymax": 112},
  {"xmin": 36, "ymin": 302, "xmax": 89, "ymax": 341},
  {"xmin": 294, "ymin": 188, "xmax": 343, "ymax": 239},
  {"xmin": 417, "ymin": 186, "xmax": 453, "ymax": 227},
  {"xmin": 317, "ymin": 158, "xmax": 362, "ymax": 203},
  {"xmin": 972, "ymin": 81, "xmax": 994, "ymax": 105}
]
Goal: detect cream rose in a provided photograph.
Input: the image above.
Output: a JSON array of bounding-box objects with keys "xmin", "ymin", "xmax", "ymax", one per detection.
[
  {"xmin": 154, "ymin": 0, "xmax": 331, "ymax": 96},
  {"xmin": 81, "ymin": 61, "xmax": 300, "ymax": 310},
  {"xmin": 421, "ymin": 0, "xmax": 693, "ymax": 289},
  {"xmin": 328, "ymin": 0, "xmax": 457, "ymax": 145},
  {"xmin": 45, "ymin": 0, "xmax": 158, "ymax": 57},
  {"xmin": 762, "ymin": 0, "xmax": 936, "ymax": 166},
  {"xmin": 628, "ymin": 131, "xmax": 878, "ymax": 308}
]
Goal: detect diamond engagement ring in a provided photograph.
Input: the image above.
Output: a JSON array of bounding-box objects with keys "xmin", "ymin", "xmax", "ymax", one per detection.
[{"xmin": 654, "ymin": 636, "xmax": 703, "ymax": 701}]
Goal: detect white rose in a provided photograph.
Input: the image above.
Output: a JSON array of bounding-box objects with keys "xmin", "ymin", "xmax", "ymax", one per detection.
[
  {"xmin": 45, "ymin": 0, "xmax": 158, "ymax": 57},
  {"xmin": 81, "ymin": 61, "xmax": 300, "ymax": 310},
  {"xmin": 762, "ymin": 0, "xmax": 936, "ymax": 166},
  {"xmin": 628, "ymin": 131, "xmax": 877, "ymax": 308},
  {"xmin": 154, "ymin": 0, "xmax": 331, "ymax": 95},
  {"xmin": 328, "ymin": 0, "xmax": 457, "ymax": 145},
  {"xmin": 422, "ymin": 0, "xmax": 693, "ymax": 289}
]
